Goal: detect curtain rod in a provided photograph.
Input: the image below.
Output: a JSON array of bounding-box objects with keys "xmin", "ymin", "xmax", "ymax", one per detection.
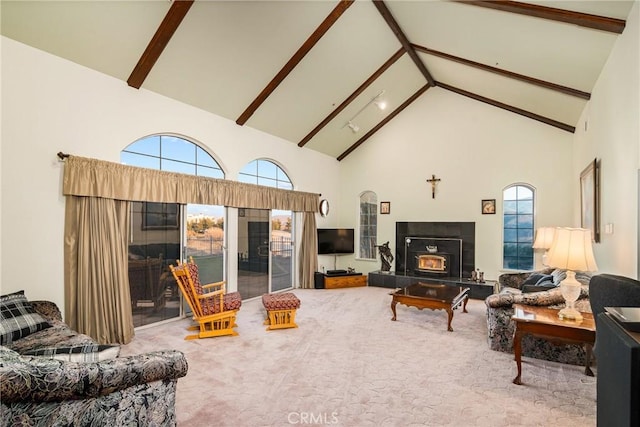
[{"xmin": 56, "ymin": 151, "xmax": 321, "ymax": 197}]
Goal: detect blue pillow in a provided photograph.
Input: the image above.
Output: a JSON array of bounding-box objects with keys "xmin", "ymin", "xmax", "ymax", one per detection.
[
  {"xmin": 522, "ymin": 274, "xmax": 547, "ymax": 286},
  {"xmin": 523, "ymin": 285, "xmax": 545, "ymax": 293},
  {"xmin": 535, "ymin": 274, "xmax": 555, "ymax": 286}
]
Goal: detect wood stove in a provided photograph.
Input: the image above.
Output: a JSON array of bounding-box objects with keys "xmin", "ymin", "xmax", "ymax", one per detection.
[{"xmin": 415, "ymin": 253, "xmax": 449, "ymax": 274}]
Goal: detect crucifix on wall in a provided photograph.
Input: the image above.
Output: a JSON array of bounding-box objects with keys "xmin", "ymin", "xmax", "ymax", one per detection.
[{"xmin": 426, "ymin": 174, "xmax": 441, "ymax": 199}]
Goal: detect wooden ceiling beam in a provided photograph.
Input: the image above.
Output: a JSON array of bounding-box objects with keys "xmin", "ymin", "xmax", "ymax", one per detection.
[
  {"xmin": 127, "ymin": 0, "xmax": 194, "ymax": 89},
  {"xmin": 337, "ymin": 84, "xmax": 431, "ymax": 161},
  {"xmin": 454, "ymin": 1, "xmax": 625, "ymax": 34},
  {"xmin": 373, "ymin": 0, "xmax": 435, "ymax": 86},
  {"xmin": 436, "ymin": 82, "xmax": 575, "ymax": 133},
  {"xmin": 236, "ymin": 0, "xmax": 355, "ymax": 126},
  {"xmin": 412, "ymin": 44, "xmax": 590, "ymax": 100},
  {"xmin": 298, "ymin": 48, "xmax": 405, "ymax": 148}
]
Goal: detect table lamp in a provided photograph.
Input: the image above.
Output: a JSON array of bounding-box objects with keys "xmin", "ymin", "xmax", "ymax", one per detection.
[
  {"xmin": 532, "ymin": 227, "xmax": 556, "ymax": 266},
  {"xmin": 545, "ymin": 227, "xmax": 598, "ymax": 321}
]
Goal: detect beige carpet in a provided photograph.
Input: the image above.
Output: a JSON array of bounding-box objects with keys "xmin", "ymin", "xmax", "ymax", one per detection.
[{"xmin": 120, "ymin": 286, "xmax": 596, "ymax": 427}]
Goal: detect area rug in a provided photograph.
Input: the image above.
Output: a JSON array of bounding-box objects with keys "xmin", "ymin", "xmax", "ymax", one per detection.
[{"xmin": 121, "ymin": 286, "xmax": 596, "ymax": 426}]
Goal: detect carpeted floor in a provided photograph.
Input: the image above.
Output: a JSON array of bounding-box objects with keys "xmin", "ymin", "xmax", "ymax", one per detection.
[{"xmin": 120, "ymin": 286, "xmax": 596, "ymax": 427}]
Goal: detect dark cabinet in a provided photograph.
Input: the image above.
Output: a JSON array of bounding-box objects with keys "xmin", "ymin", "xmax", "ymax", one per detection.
[{"xmin": 596, "ymin": 313, "xmax": 640, "ymax": 427}]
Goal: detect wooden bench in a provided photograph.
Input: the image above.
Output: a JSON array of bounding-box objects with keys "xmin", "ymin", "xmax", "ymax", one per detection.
[{"xmin": 262, "ymin": 292, "xmax": 300, "ymax": 331}]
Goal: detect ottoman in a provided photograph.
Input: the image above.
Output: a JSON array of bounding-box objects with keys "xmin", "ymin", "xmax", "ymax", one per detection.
[{"xmin": 262, "ymin": 292, "xmax": 301, "ymax": 330}]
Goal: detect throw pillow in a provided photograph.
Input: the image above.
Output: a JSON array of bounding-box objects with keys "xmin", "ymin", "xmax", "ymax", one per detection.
[
  {"xmin": 23, "ymin": 344, "xmax": 120, "ymax": 362},
  {"xmin": 522, "ymin": 274, "xmax": 547, "ymax": 286},
  {"xmin": 522, "ymin": 285, "xmax": 545, "ymax": 293},
  {"xmin": 0, "ymin": 291, "xmax": 52, "ymax": 345},
  {"xmin": 535, "ymin": 274, "xmax": 555, "ymax": 286},
  {"xmin": 522, "ymin": 283, "xmax": 557, "ymax": 293},
  {"xmin": 551, "ymin": 269, "xmax": 567, "ymax": 285}
]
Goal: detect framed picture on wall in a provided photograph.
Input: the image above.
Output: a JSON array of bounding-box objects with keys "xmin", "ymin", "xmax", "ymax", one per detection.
[
  {"xmin": 380, "ymin": 201, "xmax": 391, "ymax": 214},
  {"xmin": 580, "ymin": 158, "xmax": 600, "ymax": 242},
  {"xmin": 142, "ymin": 202, "xmax": 179, "ymax": 230},
  {"xmin": 482, "ymin": 199, "xmax": 496, "ymax": 215}
]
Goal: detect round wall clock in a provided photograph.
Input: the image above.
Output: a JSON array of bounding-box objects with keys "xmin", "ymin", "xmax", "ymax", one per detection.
[{"xmin": 319, "ymin": 199, "xmax": 330, "ymax": 217}]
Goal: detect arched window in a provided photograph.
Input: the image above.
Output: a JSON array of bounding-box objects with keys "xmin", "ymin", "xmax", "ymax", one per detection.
[
  {"xmin": 121, "ymin": 134, "xmax": 224, "ymax": 178},
  {"xmin": 120, "ymin": 135, "xmax": 225, "ymax": 328},
  {"xmin": 239, "ymin": 159, "xmax": 292, "ymax": 189},
  {"xmin": 503, "ymin": 184, "xmax": 535, "ymax": 270},
  {"xmin": 359, "ymin": 191, "xmax": 377, "ymax": 260}
]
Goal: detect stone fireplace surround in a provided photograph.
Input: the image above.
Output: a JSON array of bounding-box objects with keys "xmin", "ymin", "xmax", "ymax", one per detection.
[
  {"xmin": 395, "ymin": 222, "xmax": 475, "ymax": 278},
  {"xmin": 367, "ymin": 222, "xmax": 493, "ymax": 300}
]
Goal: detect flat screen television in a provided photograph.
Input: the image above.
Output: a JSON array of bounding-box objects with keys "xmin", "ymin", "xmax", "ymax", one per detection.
[{"xmin": 317, "ymin": 228, "xmax": 355, "ymax": 254}]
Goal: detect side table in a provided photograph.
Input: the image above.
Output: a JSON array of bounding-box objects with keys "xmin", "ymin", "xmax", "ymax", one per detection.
[{"xmin": 511, "ymin": 304, "xmax": 595, "ymax": 385}]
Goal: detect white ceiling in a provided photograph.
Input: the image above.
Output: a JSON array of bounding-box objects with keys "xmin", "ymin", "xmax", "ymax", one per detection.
[{"xmin": 1, "ymin": 0, "xmax": 635, "ymax": 160}]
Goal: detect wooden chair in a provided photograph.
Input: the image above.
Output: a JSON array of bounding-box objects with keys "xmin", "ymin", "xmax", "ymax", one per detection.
[
  {"xmin": 128, "ymin": 255, "xmax": 165, "ymax": 310},
  {"xmin": 169, "ymin": 259, "xmax": 241, "ymax": 340}
]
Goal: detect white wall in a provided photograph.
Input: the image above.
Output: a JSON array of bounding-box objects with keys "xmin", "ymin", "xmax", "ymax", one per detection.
[
  {"xmin": 3, "ymin": 1, "xmax": 639, "ymax": 313},
  {"xmin": 0, "ymin": 36, "xmax": 3, "ymax": 294},
  {"xmin": 572, "ymin": 2, "xmax": 640, "ymax": 278},
  {"xmin": 335, "ymin": 87, "xmax": 575, "ymax": 280},
  {"xmin": 0, "ymin": 37, "xmax": 340, "ymax": 311}
]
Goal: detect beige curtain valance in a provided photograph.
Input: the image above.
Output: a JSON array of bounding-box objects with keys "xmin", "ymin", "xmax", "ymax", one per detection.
[{"xmin": 63, "ymin": 156, "xmax": 319, "ymax": 212}]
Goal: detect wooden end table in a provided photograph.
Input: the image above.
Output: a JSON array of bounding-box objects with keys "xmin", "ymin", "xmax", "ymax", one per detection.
[
  {"xmin": 391, "ymin": 282, "xmax": 469, "ymax": 331},
  {"xmin": 511, "ymin": 304, "xmax": 595, "ymax": 385}
]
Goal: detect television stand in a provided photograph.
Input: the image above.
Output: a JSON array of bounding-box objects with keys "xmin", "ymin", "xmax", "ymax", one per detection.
[
  {"xmin": 316, "ymin": 271, "xmax": 367, "ymax": 289},
  {"xmin": 326, "ymin": 269, "xmax": 348, "ymax": 275}
]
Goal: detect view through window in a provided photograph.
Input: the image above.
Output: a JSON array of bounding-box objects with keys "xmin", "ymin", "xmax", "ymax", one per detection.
[
  {"xmin": 359, "ymin": 191, "xmax": 378, "ymax": 260},
  {"xmin": 503, "ymin": 184, "xmax": 534, "ymax": 270}
]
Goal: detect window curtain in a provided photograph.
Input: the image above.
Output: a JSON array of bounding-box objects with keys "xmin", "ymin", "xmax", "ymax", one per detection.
[
  {"xmin": 64, "ymin": 196, "xmax": 134, "ymax": 344},
  {"xmin": 62, "ymin": 155, "xmax": 319, "ymax": 343},
  {"xmin": 63, "ymin": 156, "xmax": 319, "ymax": 211},
  {"xmin": 299, "ymin": 212, "xmax": 318, "ymax": 289}
]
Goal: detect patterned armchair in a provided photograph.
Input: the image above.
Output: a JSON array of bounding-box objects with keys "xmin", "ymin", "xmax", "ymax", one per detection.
[
  {"xmin": 485, "ymin": 269, "xmax": 592, "ymax": 365},
  {"xmin": 0, "ymin": 300, "xmax": 188, "ymax": 426}
]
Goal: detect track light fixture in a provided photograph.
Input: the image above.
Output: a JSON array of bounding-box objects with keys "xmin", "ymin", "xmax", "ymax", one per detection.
[
  {"xmin": 342, "ymin": 90, "xmax": 387, "ymax": 133},
  {"xmin": 373, "ymin": 93, "xmax": 387, "ymax": 111}
]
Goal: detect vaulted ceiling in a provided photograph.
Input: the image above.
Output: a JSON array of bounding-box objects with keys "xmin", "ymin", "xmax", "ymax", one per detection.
[{"xmin": 2, "ymin": 1, "xmax": 635, "ymax": 160}]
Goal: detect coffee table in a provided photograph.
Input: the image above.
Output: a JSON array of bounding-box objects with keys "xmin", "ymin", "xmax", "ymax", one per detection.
[
  {"xmin": 390, "ymin": 282, "xmax": 469, "ymax": 331},
  {"xmin": 511, "ymin": 304, "xmax": 595, "ymax": 385}
]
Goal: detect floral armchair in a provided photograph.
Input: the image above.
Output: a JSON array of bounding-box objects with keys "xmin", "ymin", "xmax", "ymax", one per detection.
[
  {"xmin": 0, "ymin": 297, "xmax": 188, "ymax": 426},
  {"xmin": 485, "ymin": 268, "xmax": 592, "ymax": 365}
]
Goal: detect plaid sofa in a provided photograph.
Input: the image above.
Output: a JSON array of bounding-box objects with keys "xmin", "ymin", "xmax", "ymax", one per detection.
[
  {"xmin": 485, "ymin": 269, "xmax": 593, "ymax": 365},
  {"xmin": 0, "ymin": 297, "xmax": 188, "ymax": 426}
]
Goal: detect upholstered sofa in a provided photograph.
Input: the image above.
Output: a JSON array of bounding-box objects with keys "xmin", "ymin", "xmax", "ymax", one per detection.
[
  {"xmin": 485, "ymin": 268, "xmax": 593, "ymax": 365},
  {"xmin": 0, "ymin": 292, "xmax": 188, "ymax": 426}
]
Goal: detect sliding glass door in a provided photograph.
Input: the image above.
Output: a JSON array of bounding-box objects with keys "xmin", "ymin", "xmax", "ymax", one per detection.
[
  {"xmin": 271, "ymin": 209, "xmax": 293, "ymax": 292},
  {"xmin": 237, "ymin": 208, "xmax": 294, "ymax": 299},
  {"xmin": 237, "ymin": 208, "xmax": 270, "ymax": 299},
  {"xmin": 128, "ymin": 202, "xmax": 182, "ymax": 328},
  {"xmin": 184, "ymin": 204, "xmax": 225, "ymax": 286}
]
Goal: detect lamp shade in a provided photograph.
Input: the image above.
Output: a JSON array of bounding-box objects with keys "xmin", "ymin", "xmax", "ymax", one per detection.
[
  {"xmin": 546, "ymin": 227, "xmax": 598, "ymax": 272},
  {"xmin": 532, "ymin": 227, "xmax": 556, "ymax": 249}
]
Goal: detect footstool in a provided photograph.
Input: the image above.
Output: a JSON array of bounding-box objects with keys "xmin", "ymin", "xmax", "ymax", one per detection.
[{"xmin": 262, "ymin": 292, "xmax": 300, "ymax": 331}]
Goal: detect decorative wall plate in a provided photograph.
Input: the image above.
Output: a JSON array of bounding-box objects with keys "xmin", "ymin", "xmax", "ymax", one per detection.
[{"xmin": 319, "ymin": 199, "xmax": 329, "ymax": 217}]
